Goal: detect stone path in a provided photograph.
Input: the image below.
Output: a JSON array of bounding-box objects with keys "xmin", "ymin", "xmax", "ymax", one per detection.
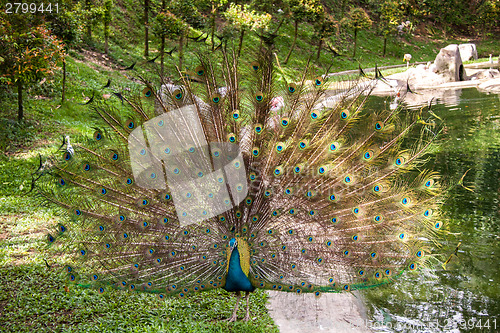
[{"xmin": 266, "ymin": 291, "xmax": 373, "ymax": 332}]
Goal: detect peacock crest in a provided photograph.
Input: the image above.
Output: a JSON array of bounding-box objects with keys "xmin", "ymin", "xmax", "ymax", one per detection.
[{"xmin": 34, "ymin": 45, "xmax": 446, "ymax": 321}]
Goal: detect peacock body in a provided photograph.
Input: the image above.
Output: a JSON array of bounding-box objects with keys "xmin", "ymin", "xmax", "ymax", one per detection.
[{"xmin": 35, "ymin": 45, "xmax": 445, "ymax": 321}]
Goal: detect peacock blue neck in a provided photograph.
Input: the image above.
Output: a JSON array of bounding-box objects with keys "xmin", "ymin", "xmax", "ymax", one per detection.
[{"xmin": 223, "ymin": 238, "xmax": 255, "ymax": 292}]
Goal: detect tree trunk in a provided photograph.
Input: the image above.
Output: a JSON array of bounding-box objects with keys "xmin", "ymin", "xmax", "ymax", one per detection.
[
  {"xmin": 104, "ymin": 24, "xmax": 109, "ymax": 54},
  {"xmin": 237, "ymin": 29, "xmax": 245, "ymax": 57},
  {"xmin": 353, "ymin": 28, "xmax": 358, "ymax": 58},
  {"xmin": 211, "ymin": 8, "xmax": 216, "ymax": 51},
  {"xmin": 160, "ymin": 0, "xmax": 166, "ymax": 74},
  {"xmin": 316, "ymin": 38, "xmax": 323, "ymax": 60},
  {"xmin": 144, "ymin": 0, "xmax": 149, "ymax": 57},
  {"xmin": 17, "ymin": 80, "xmax": 23, "ymax": 121},
  {"xmin": 62, "ymin": 58, "xmax": 66, "ymax": 103},
  {"xmin": 160, "ymin": 35, "xmax": 165, "ymax": 77},
  {"xmin": 284, "ymin": 20, "xmax": 299, "ymax": 64},
  {"xmin": 85, "ymin": 0, "xmax": 92, "ymax": 40},
  {"xmin": 382, "ymin": 36, "xmax": 387, "ymax": 57},
  {"xmin": 179, "ymin": 30, "xmax": 185, "ymax": 69}
]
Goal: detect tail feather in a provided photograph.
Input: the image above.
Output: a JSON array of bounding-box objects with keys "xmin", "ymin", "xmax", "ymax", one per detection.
[{"xmin": 36, "ymin": 46, "xmax": 446, "ymax": 297}]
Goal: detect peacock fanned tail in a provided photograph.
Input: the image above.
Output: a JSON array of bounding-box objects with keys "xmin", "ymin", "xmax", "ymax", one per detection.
[{"xmin": 35, "ymin": 46, "xmax": 446, "ymax": 301}]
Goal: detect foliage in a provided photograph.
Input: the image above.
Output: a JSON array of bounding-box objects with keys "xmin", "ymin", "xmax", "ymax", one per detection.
[
  {"xmin": 103, "ymin": 0, "xmax": 113, "ymax": 40},
  {"xmin": 283, "ymin": 0, "xmax": 324, "ymax": 63},
  {"xmin": 169, "ymin": 0, "xmax": 205, "ymax": 29},
  {"xmin": 46, "ymin": 11, "xmax": 83, "ymax": 48},
  {"xmin": 314, "ymin": 14, "xmax": 336, "ymax": 41},
  {"xmin": 205, "ymin": 0, "xmax": 229, "ymax": 49},
  {"xmin": 224, "ymin": 3, "xmax": 272, "ymax": 32},
  {"xmin": 0, "ymin": 264, "xmax": 278, "ymax": 332},
  {"xmin": 0, "ymin": 19, "xmax": 64, "ymax": 87},
  {"xmin": 378, "ymin": 0, "xmax": 405, "ymax": 38},
  {"xmin": 152, "ymin": 11, "xmax": 187, "ymax": 40},
  {"xmin": 313, "ymin": 14, "xmax": 337, "ymax": 59},
  {"xmin": 287, "ymin": 0, "xmax": 324, "ymax": 23},
  {"xmin": 341, "ymin": 7, "xmax": 372, "ymax": 32},
  {"xmin": 476, "ymin": 0, "xmax": 500, "ymax": 33},
  {"xmin": 80, "ymin": 0, "xmax": 105, "ymax": 39},
  {"xmin": 404, "ymin": 0, "xmax": 500, "ymax": 35},
  {"xmin": 340, "ymin": 7, "xmax": 372, "ymax": 57},
  {"xmin": 223, "ymin": 3, "xmax": 271, "ymax": 55},
  {"xmin": 251, "ymin": 0, "xmax": 287, "ymax": 15},
  {"xmin": 376, "ymin": 1, "xmax": 406, "ymax": 56}
]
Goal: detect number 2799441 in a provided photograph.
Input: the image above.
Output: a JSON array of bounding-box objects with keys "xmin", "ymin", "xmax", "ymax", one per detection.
[{"xmin": 5, "ymin": 3, "xmax": 59, "ymax": 14}]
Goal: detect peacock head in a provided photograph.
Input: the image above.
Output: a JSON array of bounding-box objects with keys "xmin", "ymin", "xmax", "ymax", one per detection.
[{"xmin": 229, "ymin": 238, "xmax": 237, "ymax": 251}]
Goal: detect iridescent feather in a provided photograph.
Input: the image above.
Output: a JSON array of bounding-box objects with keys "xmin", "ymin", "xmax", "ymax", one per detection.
[{"xmin": 35, "ymin": 46, "xmax": 446, "ymax": 321}]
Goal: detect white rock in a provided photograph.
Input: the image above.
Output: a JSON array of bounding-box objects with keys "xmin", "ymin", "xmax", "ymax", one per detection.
[
  {"xmin": 458, "ymin": 43, "xmax": 478, "ymax": 62},
  {"xmin": 434, "ymin": 44, "xmax": 465, "ymax": 81}
]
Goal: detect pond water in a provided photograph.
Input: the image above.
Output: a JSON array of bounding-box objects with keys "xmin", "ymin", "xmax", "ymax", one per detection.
[{"xmin": 362, "ymin": 88, "xmax": 500, "ymax": 332}]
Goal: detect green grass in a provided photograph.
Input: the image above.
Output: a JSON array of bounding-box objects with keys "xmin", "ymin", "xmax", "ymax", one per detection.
[{"xmin": 0, "ymin": 263, "xmax": 277, "ymax": 332}]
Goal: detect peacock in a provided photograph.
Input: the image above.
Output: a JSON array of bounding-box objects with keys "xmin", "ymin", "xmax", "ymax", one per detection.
[{"xmin": 34, "ymin": 44, "xmax": 446, "ymax": 322}]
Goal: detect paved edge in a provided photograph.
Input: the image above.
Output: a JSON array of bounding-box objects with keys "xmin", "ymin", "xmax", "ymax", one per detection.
[{"xmin": 266, "ymin": 291, "xmax": 373, "ymax": 333}]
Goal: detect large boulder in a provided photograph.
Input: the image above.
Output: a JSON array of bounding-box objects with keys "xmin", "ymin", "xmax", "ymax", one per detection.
[
  {"xmin": 458, "ymin": 43, "xmax": 478, "ymax": 62},
  {"xmin": 434, "ymin": 44, "xmax": 465, "ymax": 82}
]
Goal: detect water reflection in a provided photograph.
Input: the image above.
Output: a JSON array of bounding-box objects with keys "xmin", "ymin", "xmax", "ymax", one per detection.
[
  {"xmin": 362, "ymin": 88, "xmax": 500, "ymax": 332},
  {"xmin": 403, "ymin": 88, "xmax": 463, "ymax": 110}
]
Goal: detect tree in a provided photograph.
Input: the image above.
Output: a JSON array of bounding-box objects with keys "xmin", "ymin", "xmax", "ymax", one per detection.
[
  {"xmin": 85, "ymin": 0, "xmax": 92, "ymax": 38},
  {"xmin": 168, "ymin": 0, "xmax": 204, "ymax": 61},
  {"xmin": 169, "ymin": 0, "xmax": 204, "ymax": 29},
  {"xmin": 0, "ymin": 19, "xmax": 64, "ymax": 120},
  {"xmin": 47, "ymin": 7, "xmax": 82, "ymax": 103},
  {"xmin": 224, "ymin": 3, "xmax": 272, "ymax": 57},
  {"xmin": 476, "ymin": 0, "xmax": 500, "ymax": 36},
  {"xmin": 378, "ymin": 1, "xmax": 404, "ymax": 57},
  {"xmin": 83, "ymin": 0, "xmax": 104, "ymax": 41},
  {"xmin": 145, "ymin": 0, "xmax": 150, "ymax": 57},
  {"xmin": 341, "ymin": 7, "xmax": 372, "ymax": 58},
  {"xmin": 208, "ymin": 0, "xmax": 228, "ymax": 51},
  {"xmin": 103, "ymin": 0, "xmax": 113, "ymax": 54},
  {"xmin": 314, "ymin": 14, "xmax": 336, "ymax": 60},
  {"xmin": 284, "ymin": 0, "xmax": 324, "ymax": 64},
  {"xmin": 152, "ymin": 11, "xmax": 187, "ymax": 73}
]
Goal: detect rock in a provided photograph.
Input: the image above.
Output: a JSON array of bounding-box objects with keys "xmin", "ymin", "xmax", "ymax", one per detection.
[
  {"xmin": 458, "ymin": 43, "xmax": 478, "ymax": 62},
  {"xmin": 468, "ymin": 69, "xmax": 500, "ymax": 81},
  {"xmin": 478, "ymin": 78, "xmax": 500, "ymax": 93},
  {"xmin": 434, "ymin": 44, "xmax": 465, "ymax": 82},
  {"xmin": 266, "ymin": 291, "xmax": 372, "ymax": 333}
]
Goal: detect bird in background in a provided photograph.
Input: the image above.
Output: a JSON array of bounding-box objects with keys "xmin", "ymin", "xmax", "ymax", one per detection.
[
  {"xmin": 34, "ymin": 43, "xmax": 446, "ymax": 322},
  {"xmin": 403, "ymin": 53, "xmax": 412, "ymax": 68}
]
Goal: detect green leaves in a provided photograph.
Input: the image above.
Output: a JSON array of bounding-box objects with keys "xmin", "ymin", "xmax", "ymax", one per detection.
[
  {"xmin": 0, "ymin": 22, "xmax": 64, "ymax": 85},
  {"xmin": 224, "ymin": 3, "xmax": 272, "ymax": 31},
  {"xmin": 288, "ymin": 0, "xmax": 324, "ymax": 23},
  {"xmin": 152, "ymin": 11, "xmax": 187, "ymax": 39},
  {"xmin": 340, "ymin": 7, "xmax": 372, "ymax": 31}
]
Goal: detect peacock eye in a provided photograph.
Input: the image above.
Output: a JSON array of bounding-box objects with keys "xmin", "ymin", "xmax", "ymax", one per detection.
[{"xmin": 35, "ymin": 46, "xmax": 445, "ymax": 312}]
